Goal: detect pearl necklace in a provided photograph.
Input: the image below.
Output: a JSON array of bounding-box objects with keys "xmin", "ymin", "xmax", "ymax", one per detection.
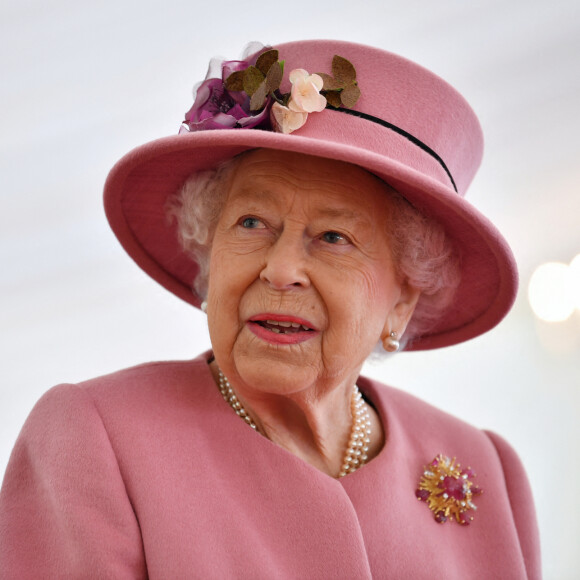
[
  {"xmin": 217, "ymin": 369, "xmax": 371, "ymax": 478},
  {"xmin": 339, "ymin": 386, "xmax": 372, "ymax": 478},
  {"xmin": 217, "ymin": 370, "xmax": 258, "ymax": 430}
]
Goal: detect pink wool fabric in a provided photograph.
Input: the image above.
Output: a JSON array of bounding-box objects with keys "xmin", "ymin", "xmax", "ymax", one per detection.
[
  {"xmin": 104, "ymin": 40, "xmax": 518, "ymax": 351},
  {"xmin": 0, "ymin": 352, "xmax": 540, "ymax": 578}
]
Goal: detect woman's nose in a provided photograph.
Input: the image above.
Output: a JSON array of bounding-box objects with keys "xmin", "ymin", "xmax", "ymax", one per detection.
[{"xmin": 260, "ymin": 233, "xmax": 310, "ymax": 290}]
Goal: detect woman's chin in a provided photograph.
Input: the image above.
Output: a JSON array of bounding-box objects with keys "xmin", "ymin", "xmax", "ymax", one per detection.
[{"xmin": 229, "ymin": 337, "xmax": 322, "ymax": 396}]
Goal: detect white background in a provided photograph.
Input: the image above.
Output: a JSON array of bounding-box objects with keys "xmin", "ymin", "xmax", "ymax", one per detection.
[{"xmin": 1, "ymin": 1, "xmax": 579, "ymax": 577}]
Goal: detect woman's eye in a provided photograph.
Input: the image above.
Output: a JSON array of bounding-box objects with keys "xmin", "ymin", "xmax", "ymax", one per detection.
[
  {"xmin": 321, "ymin": 231, "xmax": 348, "ymax": 244},
  {"xmin": 240, "ymin": 217, "xmax": 263, "ymax": 229}
]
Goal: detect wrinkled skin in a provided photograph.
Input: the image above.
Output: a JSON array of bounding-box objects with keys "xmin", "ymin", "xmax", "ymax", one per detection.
[{"xmin": 206, "ymin": 150, "xmax": 420, "ymax": 475}]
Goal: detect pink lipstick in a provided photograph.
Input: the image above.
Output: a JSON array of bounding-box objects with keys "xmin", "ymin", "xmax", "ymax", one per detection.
[{"xmin": 248, "ymin": 313, "xmax": 318, "ymax": 345}]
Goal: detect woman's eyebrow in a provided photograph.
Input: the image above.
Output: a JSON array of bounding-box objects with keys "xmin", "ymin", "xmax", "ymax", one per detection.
[
  {"xmin": 228, "ymin": 187, "xmax": 277, "ymax": 204},
  {"xmin": 313, "ymin": 207, "xmax": 369, "ymax": 227},
  {"xmin": 315, "ymin": 207, "xmax": 361, "ymax": 219},
  {"xmin": 229, "ymin": 185, "xmax": 368, "ymax": 223}
]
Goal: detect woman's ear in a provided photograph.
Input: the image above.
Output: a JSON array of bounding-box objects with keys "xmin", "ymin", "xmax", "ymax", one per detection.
[{"xmin": 381, "ymin": 283, "xmax": 421, "ymax": 350}]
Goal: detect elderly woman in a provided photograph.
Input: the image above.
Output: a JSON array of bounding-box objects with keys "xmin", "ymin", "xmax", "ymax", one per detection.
[{"xmin": 0, "ymin": 40, "xmax": 540, "ymax": 578}]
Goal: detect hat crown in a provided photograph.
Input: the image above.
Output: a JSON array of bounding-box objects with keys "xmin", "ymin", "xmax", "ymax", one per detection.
[{"xmin": 274, "ymin": 40, "xmax": 483, "ymax": 196}]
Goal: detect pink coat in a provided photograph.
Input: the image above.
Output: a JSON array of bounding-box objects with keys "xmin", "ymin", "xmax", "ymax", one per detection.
[{"xmin": 0, "ymin": 351, "xmax": 540, "ymax": 578}]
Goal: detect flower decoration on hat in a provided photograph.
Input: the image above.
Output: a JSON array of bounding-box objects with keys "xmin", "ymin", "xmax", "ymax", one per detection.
[
  {"xmin": 180, "ymin": 45, "xmax": 361, "ymax": 135},
  {"xmin": 415, "ymin": 454, "xmax": 483, "ymax": 525}
]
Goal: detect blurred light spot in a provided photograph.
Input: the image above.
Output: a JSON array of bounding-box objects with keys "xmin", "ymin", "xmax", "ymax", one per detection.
[
  {"xmin": 569, "ymin": 254, "xmax": 580, "ymax": 310},
  {"xmin": 528, "ymin": 262, "xmax": 575, "ymax": 322}
]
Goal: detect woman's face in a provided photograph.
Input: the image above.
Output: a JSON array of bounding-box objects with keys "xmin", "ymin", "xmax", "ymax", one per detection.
[{"xmin": 207, "ymin": 150, "xmax": 417, "ymax": 396}]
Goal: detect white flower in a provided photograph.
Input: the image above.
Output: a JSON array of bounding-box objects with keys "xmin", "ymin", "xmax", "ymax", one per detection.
[
  {"xmin": 270, "ymin": 102, "xmax": 308, "ymax": 134},
  {"xmin": 288, "ymin": 69, "xmax": 327, "ymax": 113}
]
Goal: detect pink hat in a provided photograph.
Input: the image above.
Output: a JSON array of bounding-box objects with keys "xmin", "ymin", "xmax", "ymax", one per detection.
[{"xmin": 104, "ymin": 39, "xmax": 518, "ymax": 351}]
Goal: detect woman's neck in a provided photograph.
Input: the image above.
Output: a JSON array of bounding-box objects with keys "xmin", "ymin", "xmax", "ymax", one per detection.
[{"xmin": 209, "ymin": 360, "xmax": 384, "ymax": 478}]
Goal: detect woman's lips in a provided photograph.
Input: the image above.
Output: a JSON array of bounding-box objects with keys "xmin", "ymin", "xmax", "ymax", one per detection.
[{"xmin": 247, "ymin": 314, "xmax": 319, "ymax": 345}]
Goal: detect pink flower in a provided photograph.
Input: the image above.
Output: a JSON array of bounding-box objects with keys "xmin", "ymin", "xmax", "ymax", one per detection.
[
  {"xmin": 270, "ymin": 102, "xmax": 308, "ymax": 134},
  {"xmin": 288, "ymin": 69, "xmax": 327, "ymax": 113},
  {"xmin": 269, "ymin": 69, "xmax": 327, "ymax": 134}
]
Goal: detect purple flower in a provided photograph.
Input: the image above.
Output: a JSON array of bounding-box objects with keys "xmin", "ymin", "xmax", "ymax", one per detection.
[{"xmin": 181, "ymin": 50, "xmax": 273, "ymax": 133}]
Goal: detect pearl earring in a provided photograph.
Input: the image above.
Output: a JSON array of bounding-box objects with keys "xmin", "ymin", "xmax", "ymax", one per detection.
[
  {"xmin": 384, "ymin": 331, "xmax": 400, "ymax": 352},
  {"xmin": 201, "ymin": 301, "xmax": 208, "ymax": 313}
]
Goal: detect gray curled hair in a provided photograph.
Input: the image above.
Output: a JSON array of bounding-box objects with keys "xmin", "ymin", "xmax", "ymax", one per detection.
[{"xmin": 166, "ymin": 155, "xmax": 461, "ymax": 351}]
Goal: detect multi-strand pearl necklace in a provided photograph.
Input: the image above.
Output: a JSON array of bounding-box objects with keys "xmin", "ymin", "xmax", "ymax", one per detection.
[
  {"xmin": 338, "ymin": 386, "xmax": 372, "ymax": 478},
  {"xmin": 217, "ymin": 369, "xmax": 371, "ymax": 478},
  {"xmin": 217, "ymin": 370, "xmax": 258, "ymax": 430}
]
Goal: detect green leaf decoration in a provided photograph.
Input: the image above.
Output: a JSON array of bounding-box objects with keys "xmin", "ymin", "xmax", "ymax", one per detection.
[
  {"xmin": 332, "ymin": 55, "xmax": 357, "ymax": 84},
  {"xmin": 256, "ymin": 49, "xmax": 279, "ymax": 75},
  {"xmin": 264, "ymin": 61, "xmax": 283, "ymax": 94},
  {"xmin": 324, "ymin": 91, "xmax": 343, "ymax": 108},
  {"xmin": 250, "ymin": 83, "xmax": 268, "ymax": 111},
  {"xmin": 225, "ymin": 70, "xmax": 245, "ymax": 91},
  {"xmin": 243, "ymin": 66, "xmax": 265, "ymax": 96},
  {"xmin": 340, "ymin": 83, "xmax": 361, "ymax": 108},
  {"xmin": 317, "ymin": 72, "xmax": 343, "ymax": 91},
  {"xmin": 318, "ymin": 55, "xmax": 360, "ymax": 109}
]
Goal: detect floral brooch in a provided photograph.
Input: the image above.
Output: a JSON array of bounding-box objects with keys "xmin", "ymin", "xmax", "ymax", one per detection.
[
  {"xmin": 180, "ymin": 45, "xmax": 361, "ymax": 135},
  {"xmin": 415, "ymin": 454, "xmax": 482, "ymax": 525}
]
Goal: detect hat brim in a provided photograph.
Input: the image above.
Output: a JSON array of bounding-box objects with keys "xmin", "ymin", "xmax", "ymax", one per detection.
[{"xmin": 104, "ymin": 123, "xmax": 517, "ymax": 351}]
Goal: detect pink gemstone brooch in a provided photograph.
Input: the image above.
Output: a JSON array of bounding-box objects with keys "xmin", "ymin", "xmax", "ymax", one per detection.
[{"xmin": 415, "ymin": 454, "xmax": 482, "ymax": 525}]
